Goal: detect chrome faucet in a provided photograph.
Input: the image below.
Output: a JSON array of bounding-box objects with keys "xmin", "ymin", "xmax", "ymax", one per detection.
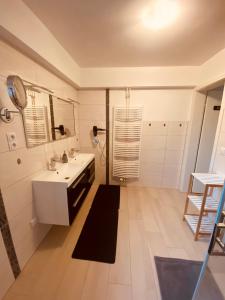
[
  {"xmin": 48, "ymin": 158, "xmax": 57, "ymax": 171},
  {"xmin": 47, "ymin": 154, "xmax": 61, "ymax": 171},
  {"xmin": 68, "ymin": 148, "xmax": 76, "ymax": 158}
]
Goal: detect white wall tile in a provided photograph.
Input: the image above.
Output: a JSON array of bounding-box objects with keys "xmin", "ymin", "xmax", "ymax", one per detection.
[
  {"xmin": 78, "ymin": 91, "xmax": 106, "ymax": 185},
  {"xmin": 162, "ymin": 175, "xmax": 179, "ymax": 188},
  {"xmin": 141, "ymin": 135, "xmax": 166, "ymax": 150},
  {"xmin": 165, "ymin": 149, "xmax": 184, "ymax": 165},
  {"xmin": 79, "ymin": 104, "xmax": 105, "ymax": 121},
  {"xmin": 141, "ymin": 162, "xmax": 164, "ymax": 176},
  {"xmin": 167, "ymin": 121, "xmax": 188, "ymax": 135},
  {"xmin": 1, "ymin": 176, "xmax": 33, "ymax": 221},
  {"xmin": 142, "ymin": 121, "xmax": 168, "ymax": 136},
  {"xmin": 79, "ymin": 87, "xmax": 191, "ymax": 188},
  {"xmin": 141, "ymin": 149, "xmax": 165, "ymax": 163},
  {"xmin": 0, "ymin": 39, "xmax": 79, "ymax": 291},
  {"xmin": 0, "ymin": 146, "xmax": 46, "ymax": 188},
  {"xmin": 166, "ymin": 135, "xmax": 186, "ymax": 150},
  {"xmin": 78, "ymin": 90, "xmax": 105, "ymax": 105},
  {"xmin": 8, "ymin": 201, "xmax": 51, "ymax": 269},
  {"xmin": 79, "ymin": 120, "xmax": 106, "ymax": 148}
]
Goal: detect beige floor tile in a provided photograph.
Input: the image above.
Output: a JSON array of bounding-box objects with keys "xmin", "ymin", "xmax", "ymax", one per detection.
[
  {"xmin": 107, "ymin": 284, "xmax": 132, "ymax": 300},
  {"xmin": 168, "ymin": 247, "xmax": 189, "ymax": 259},
  {"xmin": 81, "ymin": 262, "xmax": 110, "ymax": 300},
  {"xmin": 3, "ymin": 185, "xmax": 209, "ymax": 300},
  {"xmin": 129, "ymin": 220, "xmax": 157, "ymax": 300},
  {"xmin": 55, "ymin": 259, "xmax": 89, "ymax": 300},
  {"xmin": 109, "ymin": 210, "xmax": 131, "ymax": 285}
]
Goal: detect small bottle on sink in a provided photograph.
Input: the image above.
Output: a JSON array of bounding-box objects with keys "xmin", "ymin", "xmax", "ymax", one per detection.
[{"xmin": 62, "ymin": 151, "xmax": 68, "ymax": 163}]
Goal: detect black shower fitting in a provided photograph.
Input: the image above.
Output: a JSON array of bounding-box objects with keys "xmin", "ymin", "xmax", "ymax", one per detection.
[
  {"xmin": 53, "ymin": 124, "xmax": 65, "ymax": 135},
  {"xmin": 93, "ymin": 125, "xmax": 106, "ymax": 136}
]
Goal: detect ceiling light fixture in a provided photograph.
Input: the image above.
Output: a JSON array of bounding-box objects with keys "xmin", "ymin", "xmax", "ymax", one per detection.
[{"xmin": 142, "ymin": 0, "xmax": 180, "ymax": 30}]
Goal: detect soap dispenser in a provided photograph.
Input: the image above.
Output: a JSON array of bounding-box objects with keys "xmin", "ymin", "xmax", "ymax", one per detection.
[{"xmin": 62, "ymin": 151, "xmax": 68, "ymax": 163}]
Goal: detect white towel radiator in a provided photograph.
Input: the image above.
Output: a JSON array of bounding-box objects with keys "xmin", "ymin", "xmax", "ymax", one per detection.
[{"xmin": 112, "ymin": 106, "xmax": 143, "ymax": 179}]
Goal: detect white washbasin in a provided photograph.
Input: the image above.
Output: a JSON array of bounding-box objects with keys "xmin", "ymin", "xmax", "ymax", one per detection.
[
  {"xmin": 70, "ymin": 153, "xmax": 94, "ymax": 166},
  {"xmin": 51, "ymin": 163, "xmax": 80, "ymax": 182},
  {"xmin": 33, "ymin": 153, "xmax": 95, "ymax": 187}
]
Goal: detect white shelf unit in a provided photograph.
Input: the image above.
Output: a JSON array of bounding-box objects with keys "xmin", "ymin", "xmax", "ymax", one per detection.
[
  {"xmin": 188, "ymin": 195, "xmax": 219, "ymax": 212},
  {"xmin": 184, "ymin": 215, "xmax": 214, "ymax": 235},
  {"xmin": 183, "ymin": 173, "xmax": 224, "ymax": 240}
]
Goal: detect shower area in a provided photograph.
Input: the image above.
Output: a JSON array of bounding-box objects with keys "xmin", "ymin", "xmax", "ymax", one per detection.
[{"xmin": 78, "ymin": 88, "xmax": 191, "ymax": 188}]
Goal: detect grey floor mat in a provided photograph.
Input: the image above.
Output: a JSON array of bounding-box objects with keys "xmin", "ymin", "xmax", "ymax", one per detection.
[{"xmin": 154, "ymin": 256, "xmax": 224, "ymax": 300}]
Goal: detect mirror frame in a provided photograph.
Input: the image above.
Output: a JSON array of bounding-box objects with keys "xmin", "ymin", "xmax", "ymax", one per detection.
[{"xmin": 7, "ymin": 75, "xmax": 27, "ymax": 110}]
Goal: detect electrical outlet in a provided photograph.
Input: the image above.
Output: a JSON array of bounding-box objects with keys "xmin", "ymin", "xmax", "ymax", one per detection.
[{"xmin": 6, "ymin": 132, "xmax": 17, "ymax": 151}]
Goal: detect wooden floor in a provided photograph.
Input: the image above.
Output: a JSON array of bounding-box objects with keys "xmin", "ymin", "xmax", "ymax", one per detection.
[{"xmin": 3, "ymin": 185, "xmax": 209, "ymax": 300}]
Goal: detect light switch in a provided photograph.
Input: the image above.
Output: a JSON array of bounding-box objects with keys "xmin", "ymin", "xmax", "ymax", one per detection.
[{"xmin": 6, "ymin": 132, "xmax": 17, "ymax": 151}]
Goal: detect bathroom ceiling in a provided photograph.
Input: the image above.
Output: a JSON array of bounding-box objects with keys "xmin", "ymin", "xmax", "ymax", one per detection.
[{"xmin": 23, "ymin": 0, "xmax": 225, "ymax": 67}]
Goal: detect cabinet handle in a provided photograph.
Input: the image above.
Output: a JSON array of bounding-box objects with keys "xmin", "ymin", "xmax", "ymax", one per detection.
[
  {"xmin": 73, "ymin": 188, "xmax": 86, "ymax": 208},
  {"xmin": 88, "ymin": 161, "xmax": 95, "ymax": 170},
  {"xmin": 71, "ymin": 172, "xmax": 86, "ymax": 189},
  {"xmin": 89, "ymin": 173, "xmax": 95, "ymax": 183}
]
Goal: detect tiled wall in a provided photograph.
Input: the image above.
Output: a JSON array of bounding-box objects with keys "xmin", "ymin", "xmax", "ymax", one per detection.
[
  {"xmin": 138, "ymin": 121, "xmax": 188, "ymax": 187},
  {"xmin": 78, "ymin": 90, "xmax": 106, "ymax": 184},
  {"xmin": 78, "ymin": 89, "xmax": 193, "ymax": 188},
  {"xmin": 109, "ymin": 90, "xmax": 192, "ymax": 188},
  {"xmin": 0, "ymin": 39, "xmax": 79, "ymax": 298}
]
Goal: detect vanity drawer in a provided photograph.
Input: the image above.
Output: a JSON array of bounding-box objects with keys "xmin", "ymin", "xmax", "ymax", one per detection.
[
  {"xmin": 87, "ymin": 159, "xmax": 95, "ymax": 176},
  {"xmin": 67, "ymin": 159, "xmax": 95, "ymax": 225},
  {"xmin": 67, "ymin": 171, "xmax": 88, "ymax": 207},
  {"xmin": 68, "ymin": 186, "xmax": 89, "ymax": 225}
]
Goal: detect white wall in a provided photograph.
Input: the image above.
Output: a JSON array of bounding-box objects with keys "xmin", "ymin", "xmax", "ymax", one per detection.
[
  {"xmin": 0, "ymin": 39, "xmax": 79, "ymax": 298},
  {"xmin": 109, "ymin": 89, "xmax": 193, "ymax": 188},
  {"xmin": 81, "ymin": 66, "xmax": 200, "ymax": 88},
  {"xmin": 78, "ymin": 90, "xmax": 106, "ymax": 184},
  {"xmin": 0, "ymin": 0, "xmax": 80, "ymax": 87},
  {"xmin": 199, "ymin": 48, "xmax": 225, "ymax": 87},
  {"xmin": 78, "ymin": 89, "xmax": 193, "ymax": 188}
]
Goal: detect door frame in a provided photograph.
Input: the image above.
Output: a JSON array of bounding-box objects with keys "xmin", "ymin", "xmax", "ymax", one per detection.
[{"xmin": 180, "ymin": 83, "xmax": 225, "ymax": 192}]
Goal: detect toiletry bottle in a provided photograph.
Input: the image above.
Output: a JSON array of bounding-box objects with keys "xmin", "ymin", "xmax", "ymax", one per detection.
[{"xmin": 62, "ymin": 151, "xmax": 68, "ymax": 163}]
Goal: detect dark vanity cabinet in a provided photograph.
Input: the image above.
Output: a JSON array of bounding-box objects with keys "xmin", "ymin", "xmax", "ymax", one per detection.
[
  {"xmin": 33, "ymin": 154, "xmax": 95, "ymax": 226},
  {"xmin": 67, "ymin": 159, "xmax": 95, "ymax": 225}
]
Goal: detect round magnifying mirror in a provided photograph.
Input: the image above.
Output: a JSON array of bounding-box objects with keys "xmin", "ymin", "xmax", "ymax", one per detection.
[{"xmin": 7, "ymin": 75, "xmax": 27, "ymax": 110}]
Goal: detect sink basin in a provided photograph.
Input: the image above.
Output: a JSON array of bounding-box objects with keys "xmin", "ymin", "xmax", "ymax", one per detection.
[
  {"xmin": 70, "ymin": 153, "xmax": 94, "ymax": 167},
  {"xmin": 33, "ymin": 153, "xmax": 95, "ymax": 187},
  {"xmin": 53, "ymin": 163, "xmax": 80, "ymax": 180}
]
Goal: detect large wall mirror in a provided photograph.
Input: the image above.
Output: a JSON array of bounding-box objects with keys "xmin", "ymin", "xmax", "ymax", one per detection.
[
  {"xmin": 22, "ymin": 92, "xmax": 76, "ymax": 148},
  {"xmin": 50, "ymin": 96, "xmax": 75, "ymax": 141},
  {"xmin": 22, "ymin": 91, "xmax": 52, "ymax": 147}
]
